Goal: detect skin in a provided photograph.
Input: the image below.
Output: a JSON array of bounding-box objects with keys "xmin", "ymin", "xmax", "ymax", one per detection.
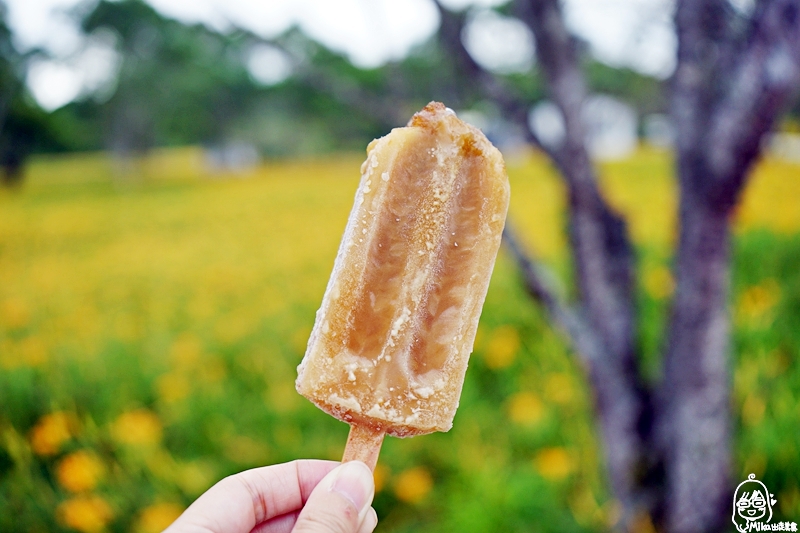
[{"xmin": 164, "ymin": 460, "xmax": 378, "ymax": 533}]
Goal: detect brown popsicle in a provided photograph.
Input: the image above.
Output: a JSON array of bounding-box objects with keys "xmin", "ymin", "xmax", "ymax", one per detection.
[{"xmin": 296, "ymin": 102, "xmax": 510, "ymax": 470}]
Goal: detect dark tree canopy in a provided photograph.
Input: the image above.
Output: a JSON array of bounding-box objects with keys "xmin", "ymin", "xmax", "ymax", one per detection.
[{"xmin": 0, "ymin": 2, "xmax": 62, "ymax": 185}]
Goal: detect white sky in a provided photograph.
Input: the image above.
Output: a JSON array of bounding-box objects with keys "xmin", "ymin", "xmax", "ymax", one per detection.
[{"xmin": 5, "ymin": 0, "xmax": 676, "ymax": 111}]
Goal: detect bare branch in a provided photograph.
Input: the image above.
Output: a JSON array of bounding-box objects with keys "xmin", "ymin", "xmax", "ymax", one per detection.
[
  {"xmin": 672, "ymin": 0, "xmax": 733, "ymax": 140},
  {"xmin": 705, "ymin": 0, "xmax": 800, "ymax": 210},
  {"xmin": 672, "ymin": 0, "xmax": 800, "ymax": 212},
  {"xmin": 514, "ymin": 0, "xmax": 637, "ymax": 370},
  {"xmin": 433, "ymin": 1, "xmax": 547, "ymax": 150},
  {"xmin": 436, "ymin": 1, "xmax": 650, "ymax": 526},
  {"xmin": 502, "ymin": 224, "xmax": 601, "ymax": 365},
  {"xmin": 514, "ymin": 0, "xmax": 589, "ymax": 175},
  {"xmin": 505, "ymin": 222, "xmax": 656, "ymax": 531}
]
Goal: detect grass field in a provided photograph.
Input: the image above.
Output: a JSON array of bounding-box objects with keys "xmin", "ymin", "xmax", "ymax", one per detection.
[{"xmin": 1, "ymin": 146, "xmax": 799, "ymax": 532}]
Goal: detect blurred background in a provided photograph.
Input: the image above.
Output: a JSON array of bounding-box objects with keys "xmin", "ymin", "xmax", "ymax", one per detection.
[{"xmin": 0, "ymin": 0, "xmax": 798, "ymax": 532}]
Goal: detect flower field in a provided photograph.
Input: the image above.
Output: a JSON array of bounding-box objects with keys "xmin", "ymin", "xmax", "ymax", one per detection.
[{"xmin": 1, "ymin": 146, "xmax": 799, "ymax": 532}]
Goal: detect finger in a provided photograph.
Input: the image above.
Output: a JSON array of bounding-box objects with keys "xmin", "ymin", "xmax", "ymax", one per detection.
[
  {"xmin": 356, "ymin": 508, "xmax": 378, "ymax": 533},
  {"xmin": 291, "ymin": 461, "xmax": 375, "ymax": 533},
  {"xmin": 166, "ymin": 460, "xmax": 339, "ymax": 533},
  {"xmin": 251, "ymin": 506, "xmax": 377, "ymax": 533},
  {"xmin": 250, "ymin": 507, "xmax": 378, "ymax": 533},
  {"xmin": 250, "ymin": 511, "xmax": 298, "ymax": 533}
]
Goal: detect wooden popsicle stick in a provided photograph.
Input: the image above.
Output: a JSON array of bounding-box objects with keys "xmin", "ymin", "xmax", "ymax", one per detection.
[{"xmin": 342, "ymin": 424, "xmax": 385, "ymax": 472}]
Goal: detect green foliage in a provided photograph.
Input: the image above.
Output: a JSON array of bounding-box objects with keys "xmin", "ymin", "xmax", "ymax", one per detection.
[
  {"xmin": 582, "ymin": 61, "xmax": 665, "ymax": 115},
  {"xmin": 1, "ymin": 150, "xmax": 798, "ymax": 532},
  {"xmin": 731, "ymin": 231, "xmax": 800, "ymax": 511},
  {"xmin": 79, "ymin": 0, "xmax": 260, "ymax": 152},
  {"xmin": 19, "ymin": 0, "xmax": 669, "ymax": 161},
  {"xmin": 0, "ymin": 2, "xmax": 65, "ymax": 184}
]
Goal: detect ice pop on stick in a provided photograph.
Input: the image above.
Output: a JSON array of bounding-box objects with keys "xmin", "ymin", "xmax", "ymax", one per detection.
[{"xmin": 296, "ymin": 102, "xmax": 510, "ymax": 470}]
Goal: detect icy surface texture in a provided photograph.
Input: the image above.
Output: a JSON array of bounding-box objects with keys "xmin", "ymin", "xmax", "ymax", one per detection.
[{"xmin": 296, "ymin": 102, "xmax": 510, "ymax": 437}]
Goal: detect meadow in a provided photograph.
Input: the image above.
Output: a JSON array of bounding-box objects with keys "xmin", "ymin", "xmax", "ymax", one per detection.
[{"xmin": 1, "ymin": 146, "xmax": 799, "ymax": 532}]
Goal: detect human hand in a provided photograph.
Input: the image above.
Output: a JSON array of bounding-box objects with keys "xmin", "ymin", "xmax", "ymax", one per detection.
[{"xmin": 164, "ymin": 459, "xmax": 377, "ymax": 533}]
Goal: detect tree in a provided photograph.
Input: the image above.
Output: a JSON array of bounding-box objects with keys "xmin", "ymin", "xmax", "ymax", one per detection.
[
  {"xmin": 0, "ymin": 2, "xmax": 60, "ymax": 186},
  {"xmin": 78, "ymin": 0, "xmax": 253, "ymax": 155},
  {"xmin": 72, "ymin": 1, "xmax": 415, "ymax": 157},
  {"xmin": 434, "ymin": 1, "xmax": 800, "ymax": 532}
]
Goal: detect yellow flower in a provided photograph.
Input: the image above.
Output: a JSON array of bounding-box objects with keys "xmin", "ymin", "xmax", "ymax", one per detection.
[
  {"xmin": 507, "ymin": 391, "xmax": 545, "ymax": 426},
  {"xmin": 568, "ymin": 486, "xmax": 602, "ymax": 526},
  {"xmin": 29, "ymin": 412, "xmax": 74, "ymax": 456},
  {"xmin": 57, "ymin": 495, "xmax": 113, "ymax": 533},
  {"xmin": 394, "ymin": 467, "xmax": 433, "ymax": 504},
  {"xmin": 741, "ymin": 394, "xmax": 766, "ymax": 427},
  {"xmin": 737, "ymin": 280, "xmax": 780, "ymax": 325},
  {"xmin": 56, "ymin": 451, "xmax": 105, "ymax": 493},
  {"xmin": 169, "ymin": 334, "xmax": 202, "ymax": 367},
  {"xmin": 1, "ymin": 297, "xmax": 31, "ymax": 330},
  {"xmin": 156, "ymin": 372, "xmax": 191, "ymax": 403},
  {"xmin": 175, "ymin": 461, "xmax": 215, "ymax": 497},
  {"xmin": 534, "ymin": 447, "xmax": 574, "ymax": 481},
  {"xmin": 483, "ymin": 325, "xmax": 520, "ymax": 369},
  {"xmin": 373, "ymin": 464, "xmax": 390, "ymax": 493},
  {"xmin": 19, "ymin": 336, "xmax": 48, "ymax": 367},
  {"xmin": 544, "ymin": 373, "xmax": 574, "ymax": 405},
  {"xmin": 135, "ymin": 502, "xmax": 184, "ymax": 533},
  {"xmin": 643, "ymin": 265, "xmax": 674, "ymax": 299},
  {"xmin": 111, "ymin": 409, "xmax": 163, "ymax": 446}
]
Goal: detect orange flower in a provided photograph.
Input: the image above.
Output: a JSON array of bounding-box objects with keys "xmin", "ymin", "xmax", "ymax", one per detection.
[
  {"xmin": 56, "ymin": 451, "xmax": 105, "ymax": 493},
  {"xmin": 394, "ymin": 467, "xmax": 433, "ymax": 504},
  {"xmin": 29, "ymin": 412, "xmax": 73, "ymax": 456},
  {"xmin": 57, "ymin": 495, "xmax": 113, "ymax": 533},
  {"xmin": 135, "ymin": 502, "xmax": 184, "ymax": 533},
  {"xmin": 111, "ymin": 409, "xmax": 163, "ymax": 446}
]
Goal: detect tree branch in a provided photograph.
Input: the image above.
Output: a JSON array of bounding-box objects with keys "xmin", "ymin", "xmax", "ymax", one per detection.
[
  {"xmin": 514, "ymin": 0, "xmax": 637, "ymax": 366},
  {"xmin": 660, "ymin": 2, "xmax": 800, "ymax": 531},
  {"xmin": 671, "ymin": 0, "xmax": 734, "ymax": 212},
  {"xmin": 705, "ymin": 0, "xmax": 800, "ymax": 210},
  {"xmin": 437, "ymin": 1, "xmax": 652, "ymax": 527},
  {"xmin": 502, "ymin": 224, "xmax": 601, "ymax": 365},
  {"xmin": 434, "ymin": 1, "xmax": 546, "ymax": 150}
]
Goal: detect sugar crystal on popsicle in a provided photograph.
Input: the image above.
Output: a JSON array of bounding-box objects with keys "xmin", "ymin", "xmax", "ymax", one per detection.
[{"xmin": 296, "ymin": 102, "xmax": 510, "ymax": 469}]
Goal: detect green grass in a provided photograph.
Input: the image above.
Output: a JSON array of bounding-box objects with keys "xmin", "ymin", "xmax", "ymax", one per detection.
[{"xmin": 0, "ymin": 147, "xmax": 798, "ymax": 532}]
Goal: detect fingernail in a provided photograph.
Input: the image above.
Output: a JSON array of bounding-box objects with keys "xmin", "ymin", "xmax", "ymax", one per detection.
[
  {"xmin": 359, "ymin": 507, "xmax": 378, "ymax": 533},
  {"xmin": 328, "ymin": 461, "xmax": 375, "ymax": 516}
]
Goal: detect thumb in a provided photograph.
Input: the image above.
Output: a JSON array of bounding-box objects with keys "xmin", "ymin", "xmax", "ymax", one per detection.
[{"xmin": 292, "ymin": 461, "xmax": 377, "ymax": 533}]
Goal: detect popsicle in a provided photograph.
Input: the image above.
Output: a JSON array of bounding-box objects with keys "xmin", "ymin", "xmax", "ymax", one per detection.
[{"xmin": 296, "ymin": 102, "xmax": 510, "ymax": 470}]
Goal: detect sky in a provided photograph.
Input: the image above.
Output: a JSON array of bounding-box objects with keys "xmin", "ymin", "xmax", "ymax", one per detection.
[{"xmin": 5, "ymin": 0, "xmax": 677, "ymax": 111}]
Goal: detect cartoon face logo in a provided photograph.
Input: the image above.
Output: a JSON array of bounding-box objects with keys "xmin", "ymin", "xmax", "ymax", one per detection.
[
  {"xmin": 737, "ymin": 489, "xmax": 767, "ymax": 521},
  {"xmin": 733, "ymin": 474, "xmax": 777, "ymax": 533}
]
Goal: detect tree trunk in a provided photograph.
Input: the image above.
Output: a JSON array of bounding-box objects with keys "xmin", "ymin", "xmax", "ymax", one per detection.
[
  {"xmin": 659, "ymin": 190, "xmax": 733, "ymax": 533},
  {"xmin": 434, "ymin": 0, "xmax": 800, "ymax": 530}
]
